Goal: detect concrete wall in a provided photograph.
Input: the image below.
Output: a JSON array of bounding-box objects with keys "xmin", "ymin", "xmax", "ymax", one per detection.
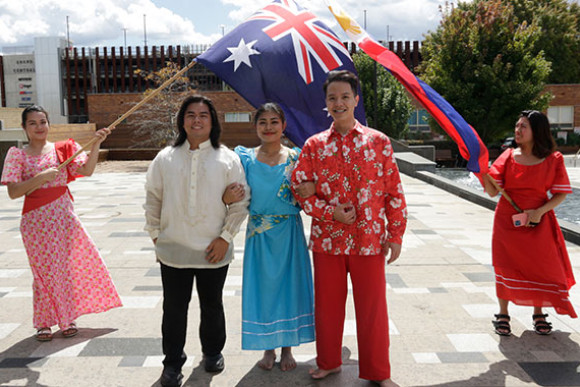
[{"xmin": 34, "ymin": 37, "xmax": 68, "ymax": 124}]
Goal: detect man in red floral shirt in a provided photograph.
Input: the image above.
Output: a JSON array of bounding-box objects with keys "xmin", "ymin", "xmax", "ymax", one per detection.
[{"xmin": 291, "ymin": 70, "xmax": 407, "ymax": 387}]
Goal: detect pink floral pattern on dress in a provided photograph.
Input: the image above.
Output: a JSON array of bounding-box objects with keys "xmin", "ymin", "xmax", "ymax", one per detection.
[{"xmin": 1, "ymin": 144, "xmax": 122, "ymax": 329}]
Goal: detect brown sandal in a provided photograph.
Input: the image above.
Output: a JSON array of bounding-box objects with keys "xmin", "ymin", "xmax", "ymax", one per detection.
[
  {"xmin": 36, "ymin": 327, "xmax": 53, "ymax": 342},
  {"xmin": 62, "ymin": 323, "xmax": 78, "ymax": 338}
]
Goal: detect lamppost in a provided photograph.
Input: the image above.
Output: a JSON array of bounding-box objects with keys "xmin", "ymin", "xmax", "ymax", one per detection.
[
  {"xmin": 143, "ymin": 14, "xmax": 148, "ymax": 47},
  {"xmin": 122, "ymin": 28, "xmax": 127, "ymax": 50}
]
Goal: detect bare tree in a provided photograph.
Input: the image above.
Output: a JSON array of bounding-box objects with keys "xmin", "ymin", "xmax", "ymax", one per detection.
[{"xmin": 131, "ymin": 61, "xmax": 197, "ymax": 148}]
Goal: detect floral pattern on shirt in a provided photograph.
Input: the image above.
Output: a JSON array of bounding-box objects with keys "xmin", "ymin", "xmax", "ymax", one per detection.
[{"xmin": 291, "ymin": 121, "xmax": 407, "ymax": 255}]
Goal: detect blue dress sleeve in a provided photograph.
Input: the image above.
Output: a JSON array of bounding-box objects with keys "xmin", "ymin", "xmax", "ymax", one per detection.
[{"xmin": 234, "ymin": 145, "xmax": 252, "ymax": 172}]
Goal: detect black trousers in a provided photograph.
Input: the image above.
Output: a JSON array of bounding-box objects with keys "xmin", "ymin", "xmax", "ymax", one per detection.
[{"xmin": 160, "ymin": 262, "xmax": 229, "ymax": 369}]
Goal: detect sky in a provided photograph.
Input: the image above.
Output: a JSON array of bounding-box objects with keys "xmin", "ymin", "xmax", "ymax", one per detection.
[{"xmin": 0, "ymin": 0, "xmax": 449, "ymax": 54}]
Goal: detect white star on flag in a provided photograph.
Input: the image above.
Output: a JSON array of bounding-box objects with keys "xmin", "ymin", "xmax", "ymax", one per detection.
[{"xmin": 223, "ymin": 38, "xmax": 260, "ymax": 71}]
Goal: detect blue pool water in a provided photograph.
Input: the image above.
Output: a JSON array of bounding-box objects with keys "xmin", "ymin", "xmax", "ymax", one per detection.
[{"xmin": 434, "ymin": 169, "xmax": 579, "ymax": 225}]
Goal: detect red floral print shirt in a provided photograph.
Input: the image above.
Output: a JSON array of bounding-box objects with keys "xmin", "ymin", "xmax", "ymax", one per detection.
[{"xmin": 291, "ymin": 121, "xmax": 407, "ymax": 255}]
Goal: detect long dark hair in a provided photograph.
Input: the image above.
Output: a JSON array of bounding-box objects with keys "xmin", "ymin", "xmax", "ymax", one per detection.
[
  {"xmin": 253, "ymin": 102, "xmax": 286, "ymax": 125},
  {"xmin": 21, "ymin": 105, "xmax": 50, "ymax": 127},
  {"xmin": 519, "ymin": 110, "xmax": 555, "ymax": 158},
  {"xmin": 174, "ymin": 95, "xmax": 221, "ymax": 149}
]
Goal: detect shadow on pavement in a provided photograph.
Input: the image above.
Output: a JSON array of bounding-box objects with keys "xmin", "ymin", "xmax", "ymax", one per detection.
[
  {"xmin": 0, "ymin": 328, "xmax": 116, "ymax": 387},
  {"xmin": 416, "ymin": 330, "xmax": 580, "ymax": 387}
]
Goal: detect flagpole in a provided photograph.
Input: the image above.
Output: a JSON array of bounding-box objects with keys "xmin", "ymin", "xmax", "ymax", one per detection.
[
  {"xmin": 56, "ymin": 59, "xmax": 198, "ymax": 172},
  {"xmin": 485, "ymin": 173, "xmax": 522, "ymax": 213},
  {"xmin": 26, "ymin": 60, "xmax": 198, "ymax": 196}
]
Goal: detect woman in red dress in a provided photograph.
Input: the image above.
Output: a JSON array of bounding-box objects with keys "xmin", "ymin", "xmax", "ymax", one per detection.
[{"xmin": 484, "ymin": 110, "xmax": 576, "ymax": 336}]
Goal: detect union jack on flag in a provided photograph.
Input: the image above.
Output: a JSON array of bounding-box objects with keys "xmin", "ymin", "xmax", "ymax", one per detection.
[{"xmin": 196, "ymin": 0, "xmax": 366, "ymax": 146}]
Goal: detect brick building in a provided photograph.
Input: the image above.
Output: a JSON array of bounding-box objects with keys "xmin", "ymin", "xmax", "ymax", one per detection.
[
  {"xmin": 87, "ymin": 90, "xmax": 257, "ymax": 156},
  {"xmin": 1, "ymin": 38, "xmax": 577, "ymax": 158},
  {"xmin": 543, "ymin": 84, "xmax": 580, "ymax": 141}
]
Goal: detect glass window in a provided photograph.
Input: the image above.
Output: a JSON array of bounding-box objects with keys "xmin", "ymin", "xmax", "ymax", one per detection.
[
  {"xmin": 547, "ymin": 106, "xmax": 573, "ymax": 130},
  {"xmin": 408, "ymin": 109, "xmax": 431, "ymax": 132},
  {"xmin": 224, "ymin": 112, "xmax": 251, "ymax": 123}
]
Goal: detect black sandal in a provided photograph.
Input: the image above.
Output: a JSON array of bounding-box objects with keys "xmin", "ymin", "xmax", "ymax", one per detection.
[
  {"xmin": 533, "ymin": 313, "xmax": 552, "ymax": 335},
  {"xmin": 492, "ymin": 314, "xmax": 511, "ymax": 336}
]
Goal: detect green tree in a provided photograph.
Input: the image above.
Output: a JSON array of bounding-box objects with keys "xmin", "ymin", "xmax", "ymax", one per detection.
[
  {"xmin": 353, "ymin": 52, "xmax": 414, "ymax": 140},
  {"xmin": 419, "ymin": 0, "xmax": 552, "ymax": 144},
  {"xmin": 511, "ymin": 0, "xmax": 580, "ymax": 84},
  {"xmin": 131, "ymin": 61, "xmax": 197, "ymax": 148}
]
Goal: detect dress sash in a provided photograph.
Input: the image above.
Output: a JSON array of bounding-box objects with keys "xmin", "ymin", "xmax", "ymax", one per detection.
[
  {"xmin": 247, "ymin": 214, "xmax": 293, "ymax": 238},
  {"xmin": 23, "ymin": 186, "xmax": 70, "ymax": 214}
]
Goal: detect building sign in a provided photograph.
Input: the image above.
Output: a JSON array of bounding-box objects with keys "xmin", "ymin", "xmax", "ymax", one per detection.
[{"xmin": 3, "ymin": 55, "xmax": 37, "ymax": 108}]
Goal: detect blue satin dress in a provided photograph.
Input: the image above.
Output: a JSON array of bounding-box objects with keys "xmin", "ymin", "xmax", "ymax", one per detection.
[{"xmin": 235, "ymin": 146, "xmax": 315, "ymax": 350}]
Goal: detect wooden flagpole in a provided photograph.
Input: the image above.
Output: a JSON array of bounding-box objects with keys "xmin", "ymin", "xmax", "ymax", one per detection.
[
  {"xmin": 56, "ymin": 59, "xmax": 198, "ymax": 171},
  {"xmin": 485, "ymin": 173, "xmax": 522, "ymax": 213}
]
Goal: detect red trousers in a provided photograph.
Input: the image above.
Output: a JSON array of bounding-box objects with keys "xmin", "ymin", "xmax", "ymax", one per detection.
[{"xmin": 313, "ymin": 252, "xmax": 390, "ymax": 380}]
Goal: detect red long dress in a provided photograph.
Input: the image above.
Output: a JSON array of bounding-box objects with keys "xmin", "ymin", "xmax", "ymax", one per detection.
[{"xmin": 489, "ymin": 149, "xmax": 576, "ymax": 317}]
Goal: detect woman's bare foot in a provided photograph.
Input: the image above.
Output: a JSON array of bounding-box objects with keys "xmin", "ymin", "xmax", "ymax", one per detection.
[
  {"xmin": 280, "ymin": 347, "xmax": 296, "ymax": 371},
  {"xmin": 373, "ymin": 379, "xmax": 400, "ymax": 387},
  {"xmin": 309, "ymin": 366, "xmax": 341, "ymax": 379},
  {"xmin": 258, "ymin": 349, "xmax": 276, "ymax": 370}
]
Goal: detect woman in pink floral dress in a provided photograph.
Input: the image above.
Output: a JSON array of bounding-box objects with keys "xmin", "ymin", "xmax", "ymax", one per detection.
[{"xmin": 1, "ymin": 105, "xmax": 122, "ymax": 341}]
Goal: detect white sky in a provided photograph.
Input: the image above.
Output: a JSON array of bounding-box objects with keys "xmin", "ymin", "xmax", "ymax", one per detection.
[{"xmin": 0, "ymin": 0, "xmax": 449, "ymax": 53}]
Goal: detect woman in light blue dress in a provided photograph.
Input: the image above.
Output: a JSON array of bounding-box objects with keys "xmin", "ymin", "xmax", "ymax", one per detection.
[{"xmin": 233, "ymin": 103, "xmax": 314, "ymax": 371}]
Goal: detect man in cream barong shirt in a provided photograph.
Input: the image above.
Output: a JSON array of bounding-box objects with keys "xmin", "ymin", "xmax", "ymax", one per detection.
[{"xmin": 144, "ymin": 95, "xmax": 249, "ymax": 387}]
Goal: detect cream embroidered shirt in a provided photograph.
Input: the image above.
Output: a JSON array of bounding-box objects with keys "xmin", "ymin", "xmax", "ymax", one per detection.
[{"xmin": 144, "ymin": 140, "xmax": 250, "ymax": 268}]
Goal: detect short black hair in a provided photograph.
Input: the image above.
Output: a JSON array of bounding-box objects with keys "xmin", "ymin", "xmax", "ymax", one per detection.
[{"xmin": 323, "ymin": 70, "xmax": 359, "ymax": 96}]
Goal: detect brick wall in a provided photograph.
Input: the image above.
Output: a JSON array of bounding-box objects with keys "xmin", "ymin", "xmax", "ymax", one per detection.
[
  {"xmin": 87, "ymin": 91, "xmax": 258, "ymax": 150},
  {"xmin": 544, "ymin": 84, "xmax": 580, "ymax": 129},
  {"xmin": 48, "ymin": 123, "xmax": 97, "ymax": 144}
]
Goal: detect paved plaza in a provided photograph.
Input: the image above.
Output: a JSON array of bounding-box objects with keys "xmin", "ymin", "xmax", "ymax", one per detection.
[{"xmin": 0, "ymin": 162, "xmax": 579, "ymax": 387}]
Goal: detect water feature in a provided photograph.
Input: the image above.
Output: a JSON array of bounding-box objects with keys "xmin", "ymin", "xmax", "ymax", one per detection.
[{"xmin": 434, "ymin": 169, "xmax": 580, "ymax": 226}]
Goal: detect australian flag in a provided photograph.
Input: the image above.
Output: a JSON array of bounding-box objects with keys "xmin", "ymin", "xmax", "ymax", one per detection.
[{"xmin": 196, "ymin": 0, "xmax": 366, "ymax": 147}]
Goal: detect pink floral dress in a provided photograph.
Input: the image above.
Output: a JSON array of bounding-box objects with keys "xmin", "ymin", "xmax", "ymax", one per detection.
[{"xmin": 1, "ymin": 143, "xmax": 122, "ymax": 330}]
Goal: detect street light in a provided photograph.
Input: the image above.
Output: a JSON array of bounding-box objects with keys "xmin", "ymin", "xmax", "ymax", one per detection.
[{"xmin": 122, "ymin": 28, "xmax": 127, "ymax": 50}]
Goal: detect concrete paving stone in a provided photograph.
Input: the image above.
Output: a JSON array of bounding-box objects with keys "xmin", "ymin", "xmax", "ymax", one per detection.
[
  {"xmin": 412, "ymin": 352, "xmax": 440, "ymax": 364},
  {"xmin": 463, "ymin": 271, "xmax": 495, "ymax": 283},
  {"xmin": 1, "ymin": 169, "xmax": 579, "ymax": 386},
  {"xmin": 0, "ymin": 357, "xmax": 48, "ymax": 368},
  {"xmin": 518, "ymin": 361, "xmax": 580, "ymax": 385},
  {"xmin": 0, "ymin": 269, "xmax": 26, "ymax": 278},
  {"xmin": 386, "ymin": 272, "xmax": 407, "ymax": 288},
  {"xmin": 437, "ymin": 351, "xmax": 488, "ymax": 363},
  {"xmin": 411, "ymin": 229, "xmax": 437, "ymax": 235},
  {"xmin": 447, "ymin": 333, "xmax": 500, "ymax": 352},
  {"xmin": 79, "ymin": 338, "xmax": 163, "ymax": 357}
]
